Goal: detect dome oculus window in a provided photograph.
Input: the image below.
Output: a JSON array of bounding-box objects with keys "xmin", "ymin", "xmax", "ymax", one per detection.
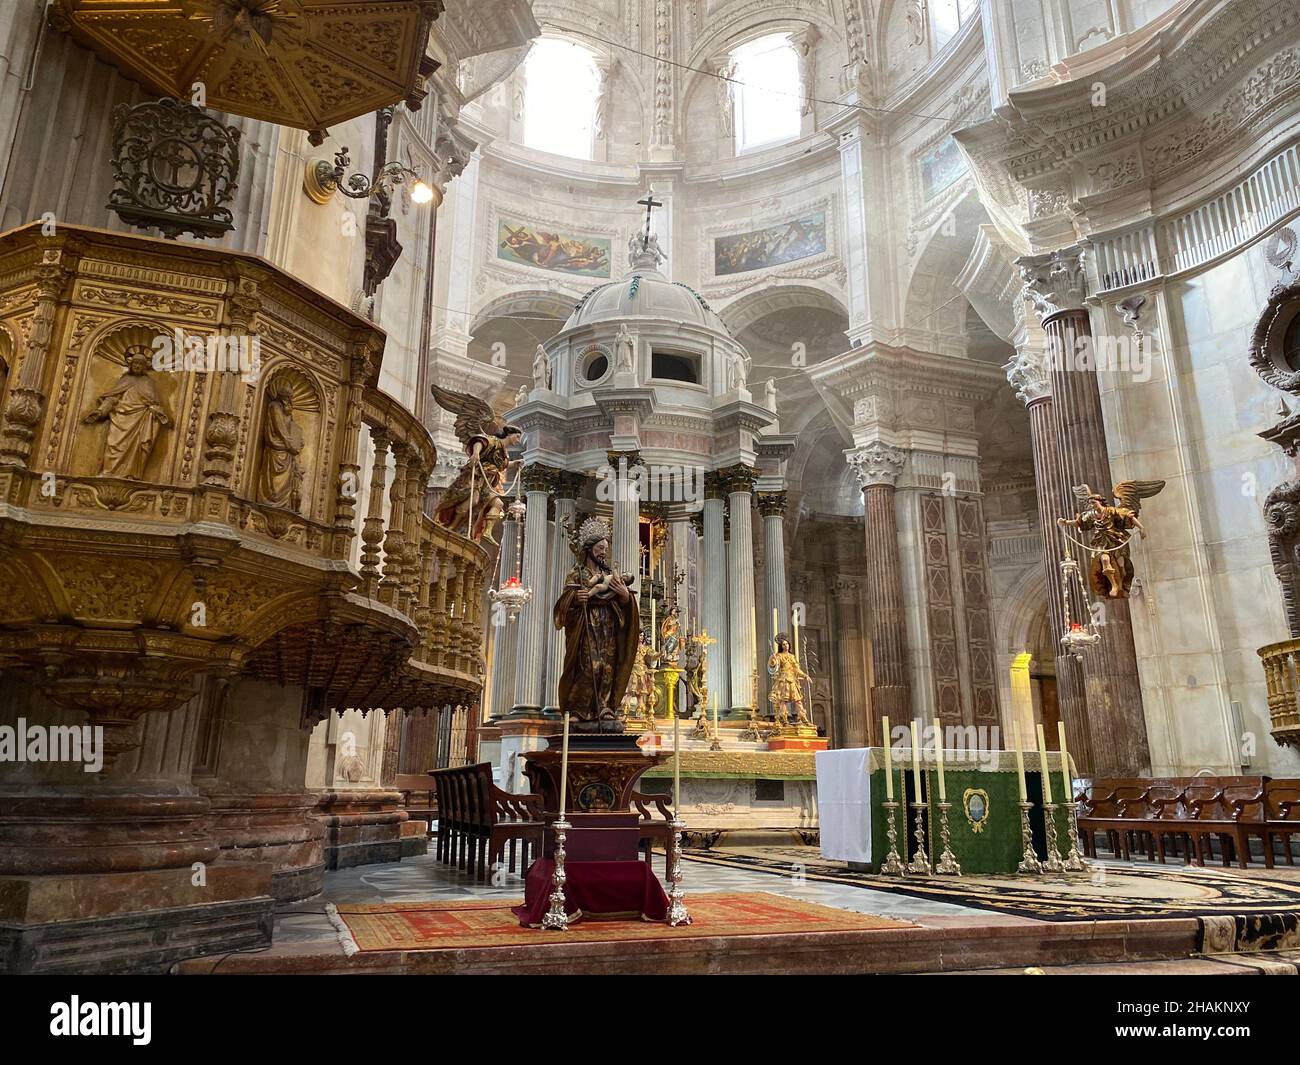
[
  {"xmin": 578, "ymin": 346, "xmax": 611, "ymax": 386},
  {"xmin": 522, "ymin": 38, "xmax": 600, "ymax": 159},
  {"xmin": 731, "ymin": 33, "xmax": 802, "ymax": 153}
]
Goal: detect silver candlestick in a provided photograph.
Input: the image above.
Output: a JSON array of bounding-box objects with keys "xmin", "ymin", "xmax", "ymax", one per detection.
[
  {"xmin": 666, "ymin": 818, "xmax": 692, "ymax": 925},
  {"xmin": 933, "ymin": 801, "xmax": 962, "ymax": 875},
  {"xmin": 1063, "ymin": 799, "xmax": 1090, "ymax": 872},
  {"xmin": 880, "ymin": 800, "xmax": 904, "ymax": 876},
  {"xmin": 905, "ymin": 801, "xmax": 932, "ymax": 875},
  {"xmin": 1017, "ymin": 801, "xmax": 1044, "ymax": 874},
  {"xmin": 540, "ymin": 818, "xmax": 571, "ymax": 930},
  {"xmin": 1042, "ymin": 802, "xmax": 1066, "ymax": 875}
]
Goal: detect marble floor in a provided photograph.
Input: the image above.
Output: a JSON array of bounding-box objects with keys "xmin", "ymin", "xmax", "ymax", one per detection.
[{"xmin": 273, "ymin": 847, "xmax": 979, "ymax": 946}]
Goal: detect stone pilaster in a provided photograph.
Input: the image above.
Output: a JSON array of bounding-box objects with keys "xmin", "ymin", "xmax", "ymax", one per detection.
[
  {"xmin": 1005, "ymin": 341, "xmax": 1093, "ymax": 774},
  {"xmin": 512, "ymin": 464, "xmax": 559, "ymax": 716},
  {"xmin": 1020, "ymin": 247, "xmax": 1151, "ymax": 777},
  {"xmin": 702, "ymin": 473, "xmax": 731, "ymax": 711},
  {"xmin": 847, "ymin": 442, "xmax": 911, "ymax": 737},
  {"xmin": 722, "ymin": 464, "xmax": 758, "ymax": 714}
]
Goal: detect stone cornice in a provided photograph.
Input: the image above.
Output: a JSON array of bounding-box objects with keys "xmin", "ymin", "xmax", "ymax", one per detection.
[
  {"xmin": 954, "ymin": 0, "xmax": 1300, "ymax": 255},
  {"xmin": 807, "ymin": 342, "xmax": 1006, "ymax": 405}
]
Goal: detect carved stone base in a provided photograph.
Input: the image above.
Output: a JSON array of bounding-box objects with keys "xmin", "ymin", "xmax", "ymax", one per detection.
[
  {"xmin": 316, "ymin": 788, "xmax": 407, "ymax": 870},
  {"xmin": 203, "ymin": 790, "xmax": 326, "ymax": 902},
  {"xmin": 0, "ymin": 864, "xmax": 273, "ymax": 974}
]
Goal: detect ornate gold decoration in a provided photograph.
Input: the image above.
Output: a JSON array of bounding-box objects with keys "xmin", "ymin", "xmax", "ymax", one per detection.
[
  {"xmin": 0, "ymin": 222, "xmax": 486, "ymax": 755},
  {"xmin": 962, "ymin": 787, "xmax": 990, "ymax": 833},
  {"xmin": 53, "ymin": 0, "xmax": 442, "ymax": 135}
]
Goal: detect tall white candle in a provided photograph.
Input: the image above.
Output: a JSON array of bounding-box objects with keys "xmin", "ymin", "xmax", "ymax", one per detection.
[
  {"xmin": 1057, "ymin": 720, "xmax": 1073, "ymax": 807},
  {"xmin": 882, "ymin": 715, "xmax": 894, "ymax": 801},
  {"xmin": 712, "ymin": 692, "xmax": 718, "ymax": 740},
  {"xmin": 933, "ymin": 717, "xmax": 946, "ymax": 802},
  {"xmin": 1012, "ymin": 721, "xmax": 1027, "ymax": 803},
  {"xmin": 559, "ymin": 713, "xmax": 570, "ymax": 814},
  {"xmin": 673, "ymin": 714, "xmax": 681, "ymax": 809},
  {"xmin": 910, "ymin": 719, "xmax": 922, "ymax": 798},
  {"xmin": 651, "ymin": 595, "xmax": 656, "ymax": 651},
  {"xmin": 1036, "ymin": 723, "xmax": 1053, "ymax": 805}
]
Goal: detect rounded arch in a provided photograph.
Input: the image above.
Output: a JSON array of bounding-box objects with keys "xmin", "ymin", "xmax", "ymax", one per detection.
[
  {"xmin": 469, "ymin": 289, "xmax": 576, "ymax": 336},
  {"xmin": 997, "ymin": 564, "xmax": 1052, "ymax": 662},
  {"xmin": 717, "ymin": 281, "xmax": 849, "ymax": 335},
  {"xmin": 902, "ymin": 188, "xmax": 991, "ymax": 350}
]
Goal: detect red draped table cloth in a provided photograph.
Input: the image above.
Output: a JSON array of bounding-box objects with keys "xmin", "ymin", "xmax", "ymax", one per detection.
[{"xmin": 514, "ymin": 859, "xmax": 669, "ymax": 926}]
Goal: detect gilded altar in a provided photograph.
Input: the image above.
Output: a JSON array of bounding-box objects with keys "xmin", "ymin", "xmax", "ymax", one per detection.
[{"xmin": 0, "ymin": 223, "xmax": 487, "ymax": 759}]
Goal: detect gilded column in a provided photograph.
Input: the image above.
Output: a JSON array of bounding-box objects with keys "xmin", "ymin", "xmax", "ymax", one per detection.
[
  {"xmin": 511, "ymin": 464, "xmax": 557, "ymax": 716},
  {"xmin": 1020, "ymin": 247, "xmax": 1151, "ymax": 776},
  {"xmin": 702, "ymin": 473, "xmax": 731, "ymax": 711},
  {"xmin": 723, "ymin": 464, "xmax": 758, "ymax": 715},
  {"xmin": 848, "ymin": 442, "xmax": 911, "ymax": 738},
  {"xmin": 1005, "ymin": 339, "xmax": 1093, "ymax": 774}
]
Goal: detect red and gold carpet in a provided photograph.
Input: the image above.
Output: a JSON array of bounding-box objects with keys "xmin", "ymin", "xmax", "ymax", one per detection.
[{"xmin": 326, "ymin": 891, "xmax": 913, "ymax": 953}]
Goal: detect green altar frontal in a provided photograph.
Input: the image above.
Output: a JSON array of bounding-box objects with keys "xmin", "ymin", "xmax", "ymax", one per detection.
[{"xmin": 866, "ymin": 751, "xmax": 1075, "ymax": 875}]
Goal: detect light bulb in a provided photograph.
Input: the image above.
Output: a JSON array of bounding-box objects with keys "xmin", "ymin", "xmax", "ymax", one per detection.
[{"xmin": 410, "ymin": 180, "xmax": 434, "ymax": 204}]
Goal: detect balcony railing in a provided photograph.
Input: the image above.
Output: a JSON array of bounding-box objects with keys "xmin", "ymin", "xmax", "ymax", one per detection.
[{"xmin": 1258, "ymin": 637, "xmax": 1300, "ymax": 751}]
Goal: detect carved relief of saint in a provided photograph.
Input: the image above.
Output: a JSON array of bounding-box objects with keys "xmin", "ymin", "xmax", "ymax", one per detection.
[
  {"xmin": 81, "ymin": 346, "xmax": 171, "ymax": 480},
  {"xmin": 256, "ymin": 378, "xmax": 306, "ymax": 511}
]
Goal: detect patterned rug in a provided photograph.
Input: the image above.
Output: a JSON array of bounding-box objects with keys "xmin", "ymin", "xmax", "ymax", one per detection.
[
  {"xmin": 327, "ymin": 891, "xmax": 913, "ymax": 952},
  {"xmin": 682, "ymin": 846, "xmax": 1300, "ymax": 922}
]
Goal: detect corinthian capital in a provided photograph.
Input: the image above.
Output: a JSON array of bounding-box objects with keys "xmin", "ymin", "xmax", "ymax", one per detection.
[
  {"xmin": 847, "ymin": 442, "xmax": 905, "ymax": 488},
  {"xmin": 1003, "ymin": 346, "xmax": 1051, "ymax": 406},
  {"xmin": 1018, "ymin": 247, "xmax": 1088, "ymax": 322}
]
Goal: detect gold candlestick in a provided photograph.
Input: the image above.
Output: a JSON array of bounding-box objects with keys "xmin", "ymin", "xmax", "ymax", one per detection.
[
  {"xmin": 880, "ymin": 800, "xmax": 904, "ymax": 876},
  {"xmin": 905, "ymin": 800, "xmax": 932, "ymax": 875},
  {"xmin": 933, "ymin": 801, "xmax": 961, "ymax": 875},
  {"xmin": 1042, "ymin": 802, "xmax": 1066, "ymax": 875},
  {"xmin": 1016, "ymin": 800, "xmax": 1044, "ymax": 875}
]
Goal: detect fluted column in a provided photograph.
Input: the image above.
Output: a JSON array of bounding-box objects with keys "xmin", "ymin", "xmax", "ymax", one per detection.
[
  {"xmin": 830, "ymin": 577, "xmax": 870, "ymax": 746},
  {"xmin": 608, "ymin": 449, "xmax": 642, "ymax": 580},
  {"xmin": 702, "ymin": 474, "xmax": 730, "ymax": 711},
  {"xmin": 512, "ymin": 464, "xmax": 557, "ymax": 716},
  {"xmin": 546, "ymin": 475, "xmax": 583, "ymax": 714},
  {"xmin": 1021, "ymin": 248, "xmax": 1151, "ymax": 776},
  {"xmin": 1006, "ymin": 341, "xmax": 1093, "ymax": 773},
  {"xmin": 758, "ymin": 491, "xmax": 790, "ymax": 709},
  {"xmin": 723, "ymin": 464, "xmax": 758, "ymax": 714},
  {"xmin": 487, "ymin": 498, "xmax": 524, "ymax": 719},
  {"xmin": 848, "ymin": 443, "xmax": 911, "ymax": 738}
]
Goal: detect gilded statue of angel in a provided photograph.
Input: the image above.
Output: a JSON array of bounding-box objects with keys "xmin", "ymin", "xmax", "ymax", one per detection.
[
  {"xmin": 1057, "ymin": 480, "xmax": 1165, "ymax": 599},
  {"xmin": 430, "ymin": 384, "xmax": 522, "ymax": 544}
]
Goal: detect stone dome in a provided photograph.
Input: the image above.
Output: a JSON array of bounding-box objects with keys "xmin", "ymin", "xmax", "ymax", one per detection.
[{"xmin": 563, "ymin": 267, "xmax": 730, "ymax": 335}]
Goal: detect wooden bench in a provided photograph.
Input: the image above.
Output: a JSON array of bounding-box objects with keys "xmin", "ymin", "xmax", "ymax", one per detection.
[
  {"xmin": 427, "ymin": 763, "xmax": 544, "ymax": 882},
  {"xmin": 1076, "ymin": 775, "xmax": 1299, "ymax": 867}
]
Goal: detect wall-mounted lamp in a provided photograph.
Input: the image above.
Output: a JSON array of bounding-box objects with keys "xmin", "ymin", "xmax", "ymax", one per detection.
[{"xmin": 304, "ymin": 147, "xmax": 434, "ymax": 205}]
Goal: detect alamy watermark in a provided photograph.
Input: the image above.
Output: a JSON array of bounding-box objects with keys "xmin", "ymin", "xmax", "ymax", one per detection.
[
  {"xmin": 0, "ymin": 719, "xmax": 104, "ymax": 772},
  {"xmin": 151, "ymin": 326, "xmax": 262, "ymax": 382},
  {"xmin": 1045, "ymin": 332, "xmax": 1150, "ymax": 383}
]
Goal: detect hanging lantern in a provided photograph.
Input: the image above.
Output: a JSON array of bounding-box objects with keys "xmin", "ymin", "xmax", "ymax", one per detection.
[
  {"xmin": 489, "ymin": 576, "xmax": 532, "ymax": 622},
  {"xmin": 1059, "ymin": 554, "xmax": 1101, "ymax": 660}
]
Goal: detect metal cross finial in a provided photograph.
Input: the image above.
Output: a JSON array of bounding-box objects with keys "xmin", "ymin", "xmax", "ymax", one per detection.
[{"xmin": 637, "ymin": 186, "xmax": 663, "ymax": 250}]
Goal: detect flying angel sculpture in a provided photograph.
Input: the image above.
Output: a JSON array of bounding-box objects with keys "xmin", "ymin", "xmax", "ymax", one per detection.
[{"xmin": 429, "ymin": 384, "xmax": 522, "ymax": 544}]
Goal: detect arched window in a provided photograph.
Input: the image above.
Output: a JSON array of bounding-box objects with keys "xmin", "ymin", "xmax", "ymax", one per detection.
[
  {"xmin": 522, "ymin": 37, "xmax": 600, "ymax": 159},
  {"xmin": 931, "ymin": 0, "xmax": 978, "ymax": 50},
  {"xmin": 731, "ymin": 33, "xmax": 802, "ymax": 153}
]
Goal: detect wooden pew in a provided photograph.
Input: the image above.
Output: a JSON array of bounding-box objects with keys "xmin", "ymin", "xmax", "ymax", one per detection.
[
  {"xmin": 393, "ymin": 773, "xmax": 438, "ymax": 839},
  {"xmin": 427, "ymin": 763, "xmax": 544, "ymax": 882}
]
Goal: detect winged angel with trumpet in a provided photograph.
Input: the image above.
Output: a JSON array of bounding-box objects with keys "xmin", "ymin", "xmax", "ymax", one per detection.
[
  {"xmin": 1057, "ymin": 480, "xmax": 1165, "ymax": 599},
  {"xmin": 429, "ymin": 384, "xmax": 522, "ymax": 544}
]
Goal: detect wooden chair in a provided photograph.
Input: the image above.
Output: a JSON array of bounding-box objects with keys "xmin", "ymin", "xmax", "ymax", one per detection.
[
  {"xmin": 1261, "ymin": 784, "xmax": 1300, "ymax": 867},
  {"xmin": 630, "ymin": 790, "xmax": 676, "ymax": 864}
]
